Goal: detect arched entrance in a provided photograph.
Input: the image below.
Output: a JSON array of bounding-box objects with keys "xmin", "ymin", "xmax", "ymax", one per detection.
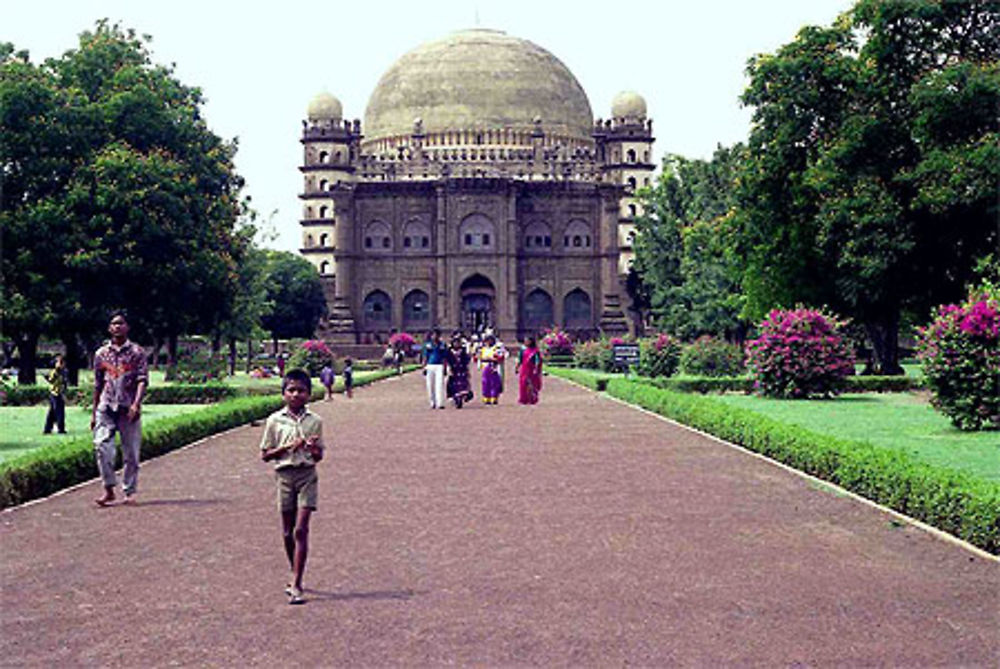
[{"xmin": 459, "ymin": 274, "xmax": 495, "ymax": 334}]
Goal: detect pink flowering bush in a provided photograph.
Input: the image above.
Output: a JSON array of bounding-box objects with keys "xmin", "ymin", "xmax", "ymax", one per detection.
[
  {"xmin": 540, "ymin": 327, "xmax": 574, "ymax": 357},
  {"xmin": 288, "ymin": 339, "xmax": 335, "ymax": 376},
  {"xmin": 680, "ymin": 336, "xmax": 745, "ymax": 377},
  {"xmin": 745, "ymin": 307, "xmax": 855, "ymax": 398},
  {"xmin": 389, "ymin": 331, "xmax": 416, "ymax": 349},
  {"xmin": 638, "ymin": 333, "xmax": 682, "ymax": 378},
  {"xmin": 917, "ymin": 289, "xmax": 1000, "ymax": 431}
]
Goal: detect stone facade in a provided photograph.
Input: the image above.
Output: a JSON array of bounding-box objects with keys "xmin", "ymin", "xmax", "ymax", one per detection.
[{"xmin": 299, "ymin": 30, "xmax": 654, "ymax": 343}]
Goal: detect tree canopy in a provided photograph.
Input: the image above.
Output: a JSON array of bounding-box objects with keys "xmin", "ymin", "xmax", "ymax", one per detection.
[
  {"xmin": 632, "ymin": 146, "xmax": 746, "ymax": 341},
  {"xmin": 259, "ymin": 251, "xmax": 327, "ymax": 347},
  {"xmin": 737, "ymin": 0, "xmax": 998, "ymax": 372},
  {"xmin": 1, "ymin": 22, "xmax": 250, "ymax": 382}
]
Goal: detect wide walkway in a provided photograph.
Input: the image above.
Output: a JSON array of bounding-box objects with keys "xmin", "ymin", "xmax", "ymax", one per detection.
[{"xmin": 2, "ymin": 371, "xmax": 997, "ymax": 666}]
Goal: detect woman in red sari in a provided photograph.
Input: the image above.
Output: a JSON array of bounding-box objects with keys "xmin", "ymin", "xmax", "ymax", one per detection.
[{"xmin": 516, "ymin": 335, "xmax": 543, "ymax": 405}]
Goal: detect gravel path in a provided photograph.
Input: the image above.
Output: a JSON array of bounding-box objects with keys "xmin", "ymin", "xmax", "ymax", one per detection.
[{"xmin": 2, "ymin": 371, "xmax": 997, "ymax": 667}]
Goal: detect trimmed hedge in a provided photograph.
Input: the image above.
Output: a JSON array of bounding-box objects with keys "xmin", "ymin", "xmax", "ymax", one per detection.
[
  {"xmin": 640, "ymin": 375, "xmax": 924, "ymax": 395},
  {"xmin": 2, "ymin": 383, "xmax": 245, "ymax": 406},
  {"xmin": 549, "ymin": 368, "xmax": 613, "ymax": 391},
  {"xmin": 0, "ymin": 367, "xmax": 408, "ymax": 509},
  {"xmin": 549, "ymin": 368, "xmax": 999, "ymax": 555}
]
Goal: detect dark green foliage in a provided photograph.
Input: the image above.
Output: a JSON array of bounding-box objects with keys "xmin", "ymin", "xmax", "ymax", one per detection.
[
  {"xmin": 599, "ymin": 375, "xmax": 1000, "ymax": 555},
  {"xmin": 1, "ymin": 24, "xmax": 252, "ymax": 383},
  {"xmin": 739, "ymin": 2, "xmax": 1000, "ymax": 373},
  {"xmin": 259, "ymin": 252, "xmax": 327, "ymax": 343},
  {"xmin": 679, "ymin": 337, "xmax": 745, "ymax": 377},
  {"xmin": 632, "ymin": 147, "xmax": 747, "ymax": 340},
  {"xmin": 636, "ymin": 334, "xmax": 681, "ymax": 378}
]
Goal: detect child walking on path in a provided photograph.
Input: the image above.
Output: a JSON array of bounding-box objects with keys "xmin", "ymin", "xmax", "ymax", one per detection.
[{"xmin": 260, "ymin": 369, "xmax": 325, "ymax": 604}]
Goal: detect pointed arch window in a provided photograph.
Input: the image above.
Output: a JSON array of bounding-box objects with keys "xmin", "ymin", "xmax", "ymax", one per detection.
[{"xmin": 563, "ymin": 220, "xmax": 592, "ymax": 252}]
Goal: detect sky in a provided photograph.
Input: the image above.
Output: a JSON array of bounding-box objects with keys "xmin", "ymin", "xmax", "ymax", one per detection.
[{"xmin": 5, "ymin": 0, "xmax": 854, "ymax": 252}]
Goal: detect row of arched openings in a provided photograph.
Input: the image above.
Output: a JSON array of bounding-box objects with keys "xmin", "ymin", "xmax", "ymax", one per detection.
[
  {"xmin": 361, "ymin": 288, "xmax": 592, "ymax": 329},
  {"xmin": 362, "ymin": 216, "xmax": 594, "ymax": 253}
]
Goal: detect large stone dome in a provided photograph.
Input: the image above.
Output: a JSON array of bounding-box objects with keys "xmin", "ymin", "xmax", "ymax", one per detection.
[{"xmin": 363, "ymin": 29, "xmax": 594, "ymax": 149}]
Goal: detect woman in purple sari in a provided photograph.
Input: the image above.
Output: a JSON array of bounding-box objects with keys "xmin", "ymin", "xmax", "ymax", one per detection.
[
  {"xmin": 516, "ymin": 335, "xmax": 543, "ymax": 405},
  {"xmin": 478, "ymin": 334, "xmax": 504, "ymax": 404}
]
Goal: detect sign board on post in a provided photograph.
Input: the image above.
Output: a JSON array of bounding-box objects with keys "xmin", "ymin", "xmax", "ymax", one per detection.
[{"xmin": 612, "ymin": 343, "xmax": 640, "ymax": 374}]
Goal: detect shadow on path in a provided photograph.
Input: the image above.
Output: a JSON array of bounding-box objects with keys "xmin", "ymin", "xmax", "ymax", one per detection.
[{"xmin": 304, "ymin": 588, "xmax": 423, "ymax": 602}]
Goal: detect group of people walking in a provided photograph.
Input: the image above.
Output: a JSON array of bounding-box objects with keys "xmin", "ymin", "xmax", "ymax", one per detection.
[{"xmin": 420, "ymin": 328, "xmax": 544, "ymax": 409}]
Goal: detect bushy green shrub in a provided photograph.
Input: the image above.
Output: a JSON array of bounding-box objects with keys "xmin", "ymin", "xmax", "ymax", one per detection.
[
  {"xmin": 287, "ymin": 339, "xmax": 335, "ymax": 377},
  {"xmin": 574, "ymin": 340, "xmax": 606, "ymax": 369},
  {"xmin": 917, "ymin": 288, "xmax": 1000, "ymax": 431},
  {"xmin": 680, "ymin": 336, "xmax": 745, "ymax": 377},
  {"xmin": 637, "ymin": 333, "xmax": 681, "ymax": 378},
  {"xmin": 166, "ymin": 348, "xmax": 227, "ymax": 383},
  {"xmin": 745, "ymin": 307, "xmax": 855, "ymax": 398}
]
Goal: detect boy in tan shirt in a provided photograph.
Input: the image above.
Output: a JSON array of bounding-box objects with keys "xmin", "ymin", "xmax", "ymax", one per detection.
[{"xmin": 260, "ymin": 369, "xmax": 325, "ymax": 604}]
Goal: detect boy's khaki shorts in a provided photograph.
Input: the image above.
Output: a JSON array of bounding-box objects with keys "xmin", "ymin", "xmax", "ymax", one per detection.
[{"xmin": 276, "ymin": 466, "xmax": 318, "ymax": 512}]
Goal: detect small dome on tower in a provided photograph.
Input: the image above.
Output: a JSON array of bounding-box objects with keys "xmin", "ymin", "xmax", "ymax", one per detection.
[
  {"xmin": 611, "ymin": 90, "xmax": 647, "ymax": 120},
  {"xmin": 307, "ymin": 92, "xmax": 343, "ymax": 121}
]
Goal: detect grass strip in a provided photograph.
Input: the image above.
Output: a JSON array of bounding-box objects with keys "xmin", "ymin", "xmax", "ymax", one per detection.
[{"xmin": 549, "ymin": 368, "xmax": 1000, "ymax": 555}]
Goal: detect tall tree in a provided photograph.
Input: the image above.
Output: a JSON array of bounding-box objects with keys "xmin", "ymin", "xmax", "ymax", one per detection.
[
  {"xmin": 633, "ymin": 145, "xmax": 746, "ymax": 340},
  {"xmin": 739, "ymin": 0, "xmax": 999, "ymax": 373},
  {"xmin": 259, "ymin": 251, "xmax": 327, "ymax": 352},
  {"xmin": 1, "ymin": 23, "xmax": 247, "ymax": 383}
]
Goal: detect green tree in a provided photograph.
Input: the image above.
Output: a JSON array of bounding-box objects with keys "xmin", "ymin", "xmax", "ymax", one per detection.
[
  {"xmin": 739, "ymin": 0, "xmax": 999, "ymax": 374},
  {"xmin": 633, "ymin": 145, "xmax": 746, "ymax": 340},
  {"xmin": 1, "ymin": 23, "xmax": 248, "ymax": 383},
  {"xmin": 259, "ymin": 251, "xmax": 327, "ymax": 352},
  {"xmin": 215, "ymin": 243, "xmax": 271, "ymax": 374}
]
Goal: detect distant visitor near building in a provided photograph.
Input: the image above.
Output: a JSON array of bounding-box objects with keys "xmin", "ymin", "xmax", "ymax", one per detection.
[{"xmin": 298, "ymin": 29, "xmax": 655, "ymax": 343}]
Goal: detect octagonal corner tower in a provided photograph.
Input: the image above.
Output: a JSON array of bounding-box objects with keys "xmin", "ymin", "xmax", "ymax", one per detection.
[{"xmin": 362, "ymin": 28, "xmax": 595, "ymax": 153}]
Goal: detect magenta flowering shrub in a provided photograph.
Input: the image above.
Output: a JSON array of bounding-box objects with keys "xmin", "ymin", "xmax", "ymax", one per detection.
[
  {"xmin": 917, "ymin": 290, "xmax": 1000, "ymax": 431},
  {"xmin": 680, "ymin": 336, "xmax": 745, "ymax": 377},
  {"xmin": 389, "ymin": 331, "xmax": 416, "ymax": 357},
  {"xmin": 540, "ymin": 327, "xmax": 574, "ymax": 357},
  {"xmin": 638, "ymin": 333, "xmax": 682, "ymax": 378},
  {"xmin": 288, "ymin": 339, "xmax": 335, "ymax": 376},
  {"xmin": 745, "ymin": 307, "xmax": 855, "ymax": 398}
]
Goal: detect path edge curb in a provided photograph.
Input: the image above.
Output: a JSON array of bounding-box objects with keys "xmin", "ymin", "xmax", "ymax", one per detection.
[{"xmin": 555, "ymin": 375, "xmax": 1000, "ymax": 564}]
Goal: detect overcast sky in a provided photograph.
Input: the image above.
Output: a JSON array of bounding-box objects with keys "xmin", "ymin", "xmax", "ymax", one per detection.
[{"xmin": 5, "ymin": 0, "xmax": 853, "ymax": 251}]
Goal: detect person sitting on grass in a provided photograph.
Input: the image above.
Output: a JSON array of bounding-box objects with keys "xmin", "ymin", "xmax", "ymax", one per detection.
[{"xmin": 259, "ymin": 369, "xmax": 325, "ymax": 605}]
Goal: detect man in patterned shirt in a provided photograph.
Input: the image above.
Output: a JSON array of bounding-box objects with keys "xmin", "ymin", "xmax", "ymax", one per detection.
[{"xmin": 91, "ymin": 311, "xmax": 148, "ymax": 506}]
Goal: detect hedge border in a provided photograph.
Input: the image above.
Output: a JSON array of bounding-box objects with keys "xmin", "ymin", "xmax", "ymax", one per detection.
[
  {"xmin": 2, "ymin": 365, "xmax": 423, "ymax": 407},
  {"xmin": 0, "ymin": 367, "xmax": 409, "ymax": 509},
  {"xmin": 549, "ymin": 368, "xmax": 1000, "ymax": 555}
]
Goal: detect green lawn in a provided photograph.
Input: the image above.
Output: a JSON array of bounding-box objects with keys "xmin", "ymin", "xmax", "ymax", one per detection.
[
  {"xmin": 711, "ymin": 392, "xmax": 1000, "ymax": 482},
  {"xmin": 68, "ymin": 369, "xmax": 281, "ymax": 390},
  {"xmin": 0, "ymin": 404, "xmax": 205, "ymax": 464}
]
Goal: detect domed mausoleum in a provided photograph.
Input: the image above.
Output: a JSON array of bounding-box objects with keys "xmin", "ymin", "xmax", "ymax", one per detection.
[{"xmin": 299, "ymin": 29, "xmax": 654, "ymax": 343}]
